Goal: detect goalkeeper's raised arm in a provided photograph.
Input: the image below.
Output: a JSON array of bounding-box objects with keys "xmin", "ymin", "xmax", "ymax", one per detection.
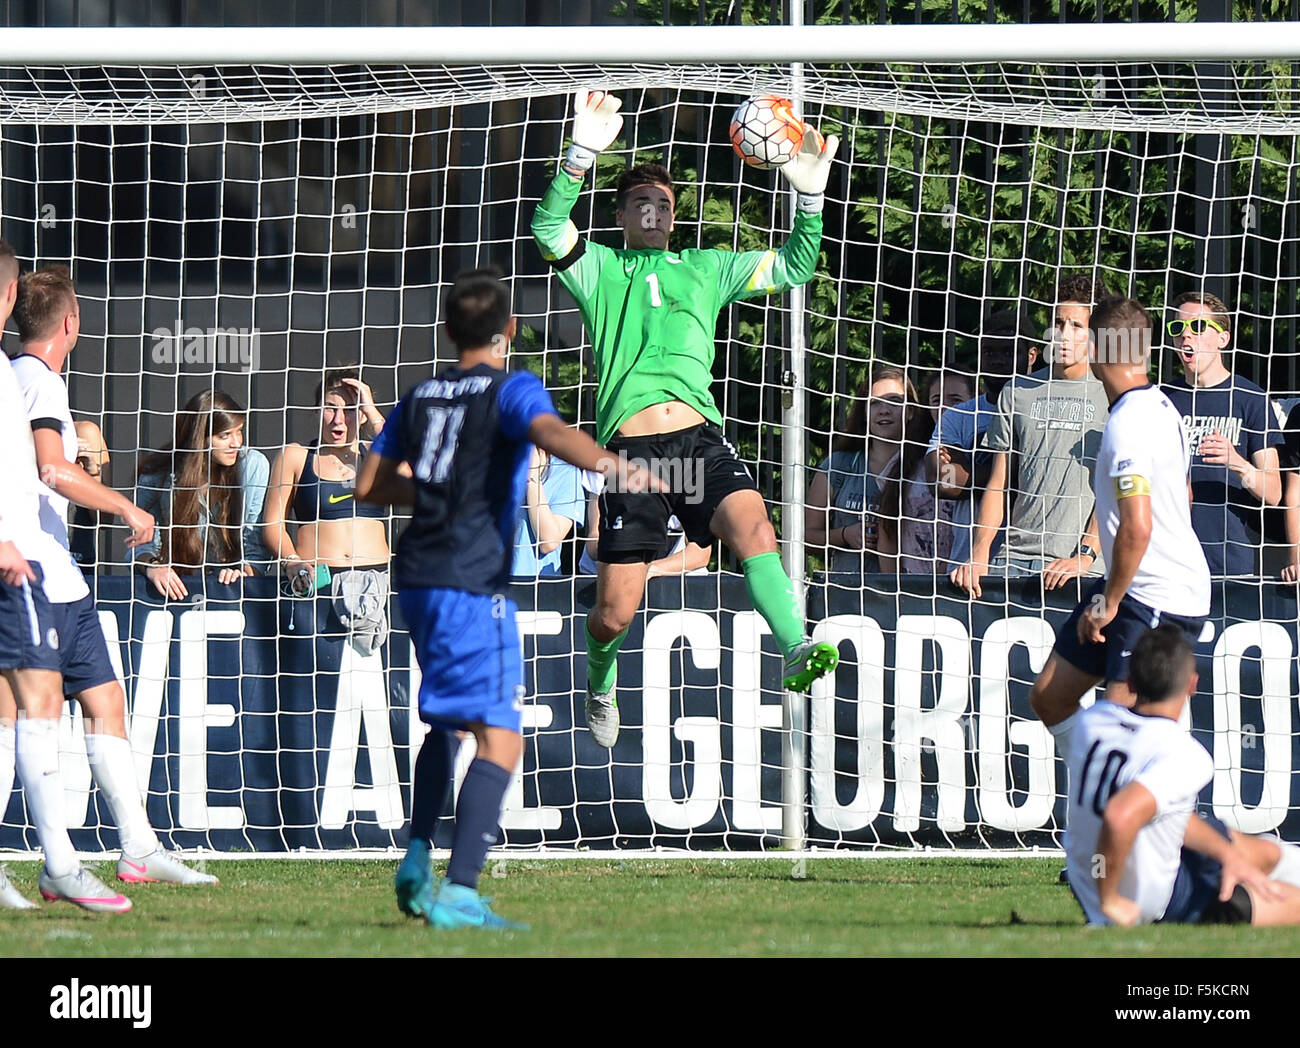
[
  {"xmin": 529, "ymin": 89, "xmax": 844, "ymax": 754},
  {"xmin": 531, "ymin": 90, "xmax": 840, "ymax": 311}
]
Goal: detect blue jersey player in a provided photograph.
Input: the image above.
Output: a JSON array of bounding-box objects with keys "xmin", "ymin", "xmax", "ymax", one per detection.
[{"xmin": 357, "ymin": 269, "xmax": 656, "ymax": 930}]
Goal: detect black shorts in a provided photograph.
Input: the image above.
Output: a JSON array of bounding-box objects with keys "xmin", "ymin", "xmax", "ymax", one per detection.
[
  {"xmin": 0, "ymin": 564, "xmax": 61, "ymax": 673},
  {"xmin": 596, "ymin": 424, "xmax": 758, "ymax": 564},
  {"xmin": 1053, "ymin": 579, "xmax": 1207, "ymax": 684}
]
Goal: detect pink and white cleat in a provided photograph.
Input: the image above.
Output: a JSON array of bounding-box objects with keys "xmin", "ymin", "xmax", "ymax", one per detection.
[
  {"xmin": 38, "ymin": 865, "xmax": 132, "ymax": 914},
  {"xmin": 117, "ymin": 849, "xmax": 218, "ymax": 886},
  {"xmin": 0, "ymin": 864, "xmax": 37, "ymax": 910}
]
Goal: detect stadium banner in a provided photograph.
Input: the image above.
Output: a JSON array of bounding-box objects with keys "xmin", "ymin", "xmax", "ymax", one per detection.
[{"xmin": 0, "ymin": 575, "xmax": 1296, "ymax": 852}]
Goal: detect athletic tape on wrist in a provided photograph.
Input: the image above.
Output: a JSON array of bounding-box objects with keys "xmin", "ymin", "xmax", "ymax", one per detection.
[{"xmin": 564, "ymin": 143, "xmax": 598, "ymax": 172}]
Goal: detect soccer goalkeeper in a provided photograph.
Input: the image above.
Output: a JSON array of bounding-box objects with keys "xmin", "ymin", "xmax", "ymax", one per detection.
[{"xmin": 532, "ymin": 90, "xmax": 841, "ymax": 747}]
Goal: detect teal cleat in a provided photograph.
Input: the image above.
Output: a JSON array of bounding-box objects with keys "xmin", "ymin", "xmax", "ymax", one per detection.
[
  {"xmin": 428, "ymin": 881, "xmax": 529, "ymax": 931},
  {"xmin": 395, "ymin": 840, "xmax": 436, "ymax": 920},
  {"xmin": 782, "ymin": 640, "xmax": 839, "ymax": 693}
]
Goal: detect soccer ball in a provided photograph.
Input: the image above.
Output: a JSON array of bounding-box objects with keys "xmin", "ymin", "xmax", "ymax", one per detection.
[{"xmin": 729, "ymin": 96, "xmax": 805, "ymax": 170}]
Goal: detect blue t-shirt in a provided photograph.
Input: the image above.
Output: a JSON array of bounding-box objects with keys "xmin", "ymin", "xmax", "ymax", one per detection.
[
  {"xmin": 1162, "ymin": 375, "xmax": 1281, "ymax": 576},
  {"xmin": 928, "ymin": 393, "xmax": 1003, "ymax": 570},
  {"xmin": 817, "ymin": 449, "xmax": 885, "ymax": 575},
  {"xmin": 511, "ymin": 456, "xmax": 587, "ymax": 577},
  {"xmin": 372, "ymin": 363, "xmax": 558, "ymax": 594}
]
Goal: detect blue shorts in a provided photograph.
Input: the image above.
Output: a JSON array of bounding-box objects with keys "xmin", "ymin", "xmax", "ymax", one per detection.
[
  {"xmin": 1160, "ymin": 814, "xmax": 1253, "ymax": 925},
  {"xmin": 0, "ymin": 564, "xmax": 61, "ymax": 673},
  {"xmin": 398, "ymin": 587, "xmax": 523, "ymax": 733},
  {"xmin": 52, "ymin": 594, "xmax": 118, "ymax": 696},
  {"xmin": 1053, "ymin": 579, "xmax": 1207, "ymax": 684}
]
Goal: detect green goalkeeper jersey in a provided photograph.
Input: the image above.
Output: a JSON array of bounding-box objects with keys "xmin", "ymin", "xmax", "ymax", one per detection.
[{"xmin": 531, "ymin": 172, "xmax": 823, "ymax": 445}]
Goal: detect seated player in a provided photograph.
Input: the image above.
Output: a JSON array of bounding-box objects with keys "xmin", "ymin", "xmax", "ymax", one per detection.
[
  {"xmin": 1064, "ymin": 624, "xmax": 1300, "ymax": 926},
  {"xmin": 356, "ymin": 268, "xmax": 659, "ymax": 929}
]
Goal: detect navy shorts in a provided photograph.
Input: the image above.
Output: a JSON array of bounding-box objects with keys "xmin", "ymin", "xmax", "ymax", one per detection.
[
  {"xmin": 1160, "ymin": 814, "xmax": 1253, "ymax": 925},
  {"xmin": 0, "ymin": 564, "xmax": 61, "ymax": 673},
  {"xmin": 398, "ymin": 586, "xmax": 523, "ymax": 733},
  {"xmin": 52, "ymin": 594, "xmax": 119, "ymax": 696},
  {"xmin": 1053, "ymin": 579, "xmax": 1207, "ymax": 684}
]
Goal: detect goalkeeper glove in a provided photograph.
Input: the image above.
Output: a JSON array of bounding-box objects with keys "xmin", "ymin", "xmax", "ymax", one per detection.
[
  {"xmin": 564, "ymin": 89, "xmax": 623, "ymax": 175},
  {"xmin": 779, "ymin": 127, "xmax": 840, "ymax": 214}
]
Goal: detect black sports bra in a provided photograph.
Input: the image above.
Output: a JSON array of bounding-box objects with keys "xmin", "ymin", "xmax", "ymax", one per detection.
[{"xmin": 292, "ymin": 444, "xmax": 386, "ymax": 523}]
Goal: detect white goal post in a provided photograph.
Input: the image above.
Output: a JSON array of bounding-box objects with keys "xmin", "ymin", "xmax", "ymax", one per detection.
[{"xmin": 0, "ymin": 23, "xmax": 1297, "ymax": 857}]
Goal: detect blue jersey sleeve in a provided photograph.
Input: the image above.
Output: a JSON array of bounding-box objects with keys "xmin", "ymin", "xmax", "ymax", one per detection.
[
  {"xmin": 371, "ymin": 393, "xmax": 408, "ymax": 461},
  {"xmin": 498, "ymin": 370, "xmax": 559, "ymax": 442}
]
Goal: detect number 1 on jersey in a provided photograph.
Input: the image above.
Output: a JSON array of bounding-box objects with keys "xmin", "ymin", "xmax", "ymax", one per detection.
[
  {"xmin": 415, "ymin": 405, "xmax": 467, "ymax": 483},
  {"xmin": 645, "ymin": 272, "xmax": 661, "ymax": 308}
]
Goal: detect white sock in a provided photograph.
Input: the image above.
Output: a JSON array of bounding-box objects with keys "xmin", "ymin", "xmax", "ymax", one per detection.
[
  {"xmin": 85, "ymin": 733, "xmax": 159, "ymax": 858},
  {"xmin": 0, "ymin": 721, "xmax": 15, "ymax": 820},
  {"xmin": 1047, "ymin": 712, "xmax": 1081, "ymax": 809},
  {"xmin": 1047, "ymin": 710, "xmax": 1080, "ymax": 759},
  {"xmin": 1268, "ymin": 838, "xmax": 1300, "ymax": 888},
  {"xmin": 15, "ymin": 718, "xmax": 79, "ymax": 877}
]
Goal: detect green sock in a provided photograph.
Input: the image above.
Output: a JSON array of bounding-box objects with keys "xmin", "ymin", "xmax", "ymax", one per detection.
[
  {"xmin": 741, "ymin": 552, "xmax": 807, "ymax": 658},
  {"xmin": 585, "ymin": 621, "xmax": 626, "ymax": 696}
]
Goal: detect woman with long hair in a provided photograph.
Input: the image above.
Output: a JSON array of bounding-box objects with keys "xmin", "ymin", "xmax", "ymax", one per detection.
[
  {"xmin": 805, "ymin": 365, "xmax": 910, "ymax": 578},
  {"xmin": 134, "ymin": 389, "xmax": 270, "ymax": 598}
]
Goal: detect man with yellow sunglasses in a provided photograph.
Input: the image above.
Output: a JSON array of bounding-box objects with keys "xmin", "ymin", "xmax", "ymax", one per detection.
[{"xmin": 1162, "ymin": 291, "xmax": 1282, "ymax": 576}]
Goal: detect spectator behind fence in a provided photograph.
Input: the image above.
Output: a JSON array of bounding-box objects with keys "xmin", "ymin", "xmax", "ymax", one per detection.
[
  {"xmin": 1161, "ymin": 291, "xmax": 1282, "ymax": 577},
  {"xmin": 806, "ymin": 365, "xmax": 910, "ymax": 578},
  {"xmin": 926, "ymin": 311, "xmax": 1040, "ymax": 575},
  {"xmin": 262, "ymin": 368, "xmax": 392, "ymax": 652},
  {"xmin": 876, "ymin": 375, "xmax": 945, "ymax": 574},
  {"xmin": 926, "ymin": 371, "xmax": 975, "ymax": 426},
  {"xmin": 1281, "ymin": 401, "xmax": 1300, "ymax": 582},
  {"xmin": 69, "ymin": 419, "xmax": 110, "ymax": 572},
  {"xmin": 579, "ymin": 473, "xmax": 711, "ymax": 577},
  {"xmin": 511, "ymin": 446, "xmax": 586, "ymax": 577},
  {"xmin": 952, "ymin": 275, "xmax": 1111, "ymax": 597},
  {"xmin": 133, "ymin": 390, "xmax": 270, "ymax": 597}
]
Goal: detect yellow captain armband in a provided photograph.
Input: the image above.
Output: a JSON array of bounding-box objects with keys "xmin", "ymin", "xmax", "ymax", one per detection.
[
  {"xmin": 1114, "ymin": 474, "xmax": 1151, "ymax": 499},
  {"xmin": 742, "ymin": 250, "xmax": 778, "ymax": 294}
]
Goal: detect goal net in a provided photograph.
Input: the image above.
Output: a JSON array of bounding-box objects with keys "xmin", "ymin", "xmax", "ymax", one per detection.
[{"xmin": 0, "ymin": 24, "xmax": 1297, "ymax": 855}]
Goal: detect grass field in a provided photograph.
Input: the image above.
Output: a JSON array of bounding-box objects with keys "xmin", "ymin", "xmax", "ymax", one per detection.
[{"xmin": 0, "ymin": 856, "xmax": 1296, "ymax": 958}]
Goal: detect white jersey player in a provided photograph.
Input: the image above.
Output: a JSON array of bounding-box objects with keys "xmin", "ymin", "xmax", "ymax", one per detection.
[
  {"xmin": 1029, "ymin": 297, "xmax": 1212, "ymax": 769},
  {"xmin": 0, "ymin": 265, "xmax": 216, "ymax": 893},
  {"xmin": 1065, "ymin": 623, "xmax": 1300, "ymax": 926},
  {"xmin": 0, "ymin": 244, "xmax": 134, "ymax": 912}
]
